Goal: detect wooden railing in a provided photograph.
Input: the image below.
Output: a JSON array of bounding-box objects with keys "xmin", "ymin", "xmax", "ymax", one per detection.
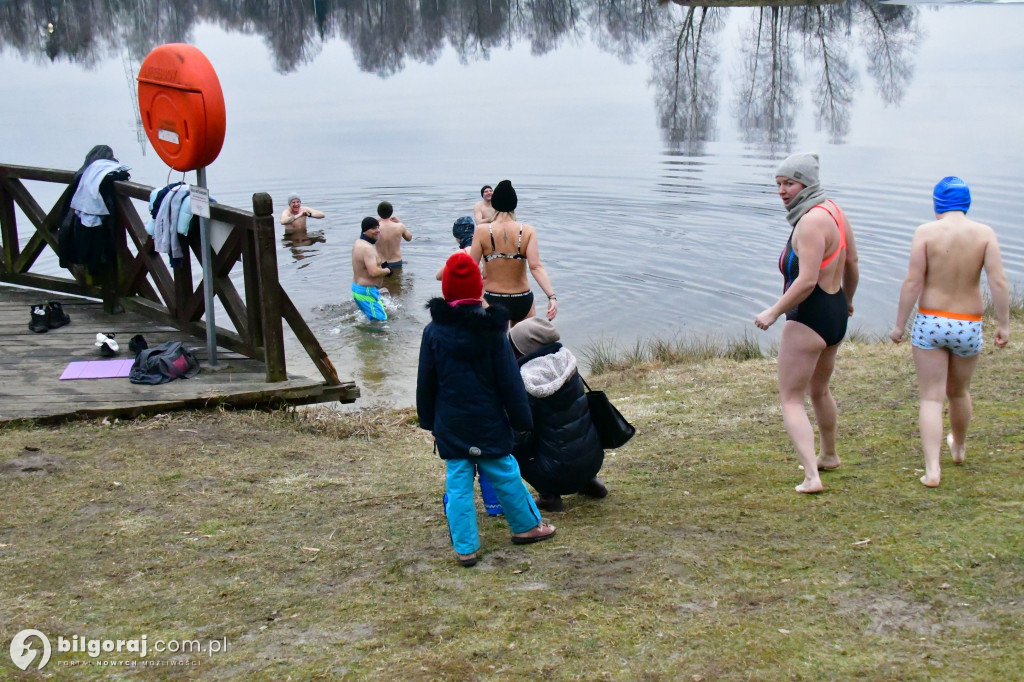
[{"xmin": 0, "ymin": 162, "xmax": 340, "ymax": 386}]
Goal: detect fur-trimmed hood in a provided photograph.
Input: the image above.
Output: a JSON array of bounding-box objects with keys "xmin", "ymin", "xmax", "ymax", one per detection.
[
  {"xmin": 426, "ymin": 297, "xmax": 510, "ymax": 334},
  {"xmin": 520, "ymin": 346, "xmax": 577, "ymax": 398}
]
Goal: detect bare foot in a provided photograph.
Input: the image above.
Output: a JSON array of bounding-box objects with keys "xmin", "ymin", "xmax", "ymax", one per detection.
[
  {"xmin": 795, "ymin": 478, "xmax": 824, "ymax": 494},
  {"xmin": 816, "ymin": 454, "xmax": 841, "ymax": 471},
  {"xmin": 947, "ymin": 433, "xmax": 966, "ymax": 464},
  {"xmin": 920, "ymin": 474, "xmax": 941, "ymax": 488}
]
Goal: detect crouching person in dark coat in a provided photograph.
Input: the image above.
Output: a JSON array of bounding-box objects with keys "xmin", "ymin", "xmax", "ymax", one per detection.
[
  {"xmin": 417, "ymin": 253, "xmax": 556, "ymax": 567},
  {"xmin": 510, "ymin": 317, "xmax": 608, "ymax": 513}
]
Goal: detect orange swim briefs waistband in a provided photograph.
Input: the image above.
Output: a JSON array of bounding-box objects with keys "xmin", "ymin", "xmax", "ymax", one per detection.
[{"xmin": 918, "ymin": 307, "xmax": 982, "ymax": 322}]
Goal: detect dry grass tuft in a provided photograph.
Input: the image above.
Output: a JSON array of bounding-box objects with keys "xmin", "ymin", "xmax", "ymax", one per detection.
[{"xmin": 293, "ymin": 404, "xmax": 419, "ymax": 440}]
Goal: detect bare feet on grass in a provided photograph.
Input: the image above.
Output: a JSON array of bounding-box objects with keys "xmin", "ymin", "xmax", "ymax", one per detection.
[
  {"xmin": 947, "ymin": 433, "xmax": 966, "ymax": 464},
  {"xmin": 920, "ymin": 473, "xmax": 941, "ymax": 488},
  {"xmin": 795, "ymin": 477, "xmax": 824, "ymax": 494},
  {"xmin": 816, "ymin": 454, "xmax": 841, "ymax": 470}
]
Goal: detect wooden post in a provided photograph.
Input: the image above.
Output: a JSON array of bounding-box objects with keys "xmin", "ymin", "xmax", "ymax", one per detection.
[
  {"xmin": 252, "ymin": 193, "xmax": 286, "ymax": 382},
  {"xmin": 241, "ymin": 214, "xmax": 263, "ymax": 352},
  {"xmin": 0, "ymin": 177, "xmax": 19, "ymax": 275},
  {"xmin": 103, "ymin": 202, "xmax": 127, "ymax": 314}
]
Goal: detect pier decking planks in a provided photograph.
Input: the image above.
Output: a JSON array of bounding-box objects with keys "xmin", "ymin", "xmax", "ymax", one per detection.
[{"xmin": 0, "ymin": 285, "xmax": 357, "ymax": 422}]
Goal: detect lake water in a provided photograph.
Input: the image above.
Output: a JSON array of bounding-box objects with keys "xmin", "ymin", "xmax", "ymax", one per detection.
[{"xmin": 2, "ymin": 0, "xmax": 1022, "ymax": 407}]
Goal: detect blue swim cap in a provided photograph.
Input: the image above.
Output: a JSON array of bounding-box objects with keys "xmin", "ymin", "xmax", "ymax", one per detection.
[
  {"xmin": 933, "ymin": 176, "xmax": 970, "ymax": 214},
  {"xmin": 452, "ymin": 216, "xmax": 475, "ymax": 249}
]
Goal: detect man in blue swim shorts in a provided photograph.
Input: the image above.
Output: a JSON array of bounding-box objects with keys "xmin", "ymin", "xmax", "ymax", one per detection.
[{"xmin": 351, "ymin": 216, "xmax": 392, "ymax": 321}]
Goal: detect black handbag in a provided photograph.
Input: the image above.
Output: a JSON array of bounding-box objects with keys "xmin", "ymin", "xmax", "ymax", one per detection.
[{"xmin": 582, "ymin": 377, "xmax": 636, "ymax": 449}]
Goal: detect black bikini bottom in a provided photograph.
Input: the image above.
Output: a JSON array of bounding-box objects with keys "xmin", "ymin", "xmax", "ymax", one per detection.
[
  {"xmin": 786, "ymin": 286, "xmax": 848, "ymax": 346},
  {"xmin": 483, "ymin": 290, "xmax": 535, "ymax": 323}
]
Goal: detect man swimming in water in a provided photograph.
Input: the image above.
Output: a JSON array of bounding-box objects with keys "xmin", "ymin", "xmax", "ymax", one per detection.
[
  {"xmin": 375, "ymin": 201, "xmax": 412, "ymax": 271},
  {"xmin": 351, "ymin": 216, "xmax": 392, "ymax": 321},
  {"xmin": 280, "ymin": 193, "xmax": 325, "ymax": 234},
  {"xmin": 890, "ymin": 176, "xmax": 1010, "ymax": 487}
]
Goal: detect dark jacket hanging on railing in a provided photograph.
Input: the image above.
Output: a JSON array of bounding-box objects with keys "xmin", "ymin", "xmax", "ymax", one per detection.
[{"xmin": 57, "ymin": 145, "xmax": 130, "ymax": 273}]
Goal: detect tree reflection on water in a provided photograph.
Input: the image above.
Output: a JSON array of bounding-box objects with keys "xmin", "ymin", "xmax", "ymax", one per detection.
[{"xmin": 0, "ymin": 0, "xmax": 921, "ymax": 152}]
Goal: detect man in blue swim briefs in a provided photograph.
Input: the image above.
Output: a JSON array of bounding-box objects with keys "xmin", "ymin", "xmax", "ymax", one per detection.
[{"xmin": 351, "ymin": 216, "xmax": 392, "ymax": 321}]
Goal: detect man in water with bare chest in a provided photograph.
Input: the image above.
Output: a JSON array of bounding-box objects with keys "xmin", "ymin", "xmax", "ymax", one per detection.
[
  {"xmin": 375, "ymin": 201, "xmax": 412, "ymax": 271},
  {"xmin": 280, "ymin": 193, "xmax": 325, "ymax": 235},
  {"xmin": 351, "ymin": 217, "xmax": 392, "ymax": 321},
  {"xmin": 474, "ymin": 185, "xmax": 495, "ymax": 225}
]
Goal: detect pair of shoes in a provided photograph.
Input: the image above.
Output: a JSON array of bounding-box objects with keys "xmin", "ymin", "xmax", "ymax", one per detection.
[
  {"xmin": 128, "ymin": 334, "xmax": 148, "ymax": 356},
  {"xmin": 511, "ymin": 522, "xmax": 556, "ymax": 545},
  {"xmin": 457, "ymin": 553, "xmax": 478, "ymax": 567},
  {"xmin": 28, "ymin": 301, "xmax": 72, "ymax": 333},
  {"xmin": 534, "ymin": 493, "xmax": 563, "ymax": 513},
  {"xmin": 578, "ymin": 477, "xmax": 608, "ymax": 499},
  {"xmin": 95, "ymin": 333, "xmax": 119, "ymax": 357}
]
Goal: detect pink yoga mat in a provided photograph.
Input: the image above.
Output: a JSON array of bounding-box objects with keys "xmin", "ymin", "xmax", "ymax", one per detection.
[{"xmin": 60, "ymin": 359, "xmax": 134, "ymax": 380}]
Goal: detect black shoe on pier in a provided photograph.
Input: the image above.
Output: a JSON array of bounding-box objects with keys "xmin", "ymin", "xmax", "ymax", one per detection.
[
  {"xmin": 128, "ymin": 334, "xmax": 148, "ymax": 356},
  {"xmin": 29, "ymin": 305, "xmax": 49, "ymax": 333},
  {"xmin": 46, "ymin": 301, "xmax": 70, "ymax": 329}
]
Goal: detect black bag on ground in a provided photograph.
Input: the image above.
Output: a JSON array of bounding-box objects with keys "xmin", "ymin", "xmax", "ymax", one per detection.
[
  {"xmin": 582, "ymin": 377, "xmax": 635, "ymax": 449},
  {"xmin": 129, "ymin": 341, "xmax": 200, "ymax": 385}
]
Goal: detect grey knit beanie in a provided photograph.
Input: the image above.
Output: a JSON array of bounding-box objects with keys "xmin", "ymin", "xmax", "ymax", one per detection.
[
  {"xmin": 509, "ymin": 317, "xmax": 560, "ymax": 356},
  {"xmin": 774, "ymin": 153, "xmax": 820, "ymax": 186}
]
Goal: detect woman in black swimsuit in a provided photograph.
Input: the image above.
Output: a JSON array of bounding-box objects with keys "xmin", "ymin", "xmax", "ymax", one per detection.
[
  {"xmin": 469, "ymin": 180, "xmax": 558, "ymax": 326},
  {"xmin": 754, "ymin": 153, "xmax": 860, "ymax": 494}
]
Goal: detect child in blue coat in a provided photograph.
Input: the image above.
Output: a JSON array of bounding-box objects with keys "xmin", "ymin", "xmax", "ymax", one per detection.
[{"xmin": 417, "ymin": 252, "xmax": 556, "ymax": 566}]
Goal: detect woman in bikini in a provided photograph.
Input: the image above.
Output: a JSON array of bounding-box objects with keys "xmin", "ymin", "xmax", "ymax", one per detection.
[
  {"xmin": 469, "ymin": 180, "xmax": 557, "ymax": 326},
  {"xmin": 889, "ymin": 176, "xmax": 1010, "ymax": 488},
  {"xmin": 754, "ymin": 153, "xmax": 860, "ymax": 494}
]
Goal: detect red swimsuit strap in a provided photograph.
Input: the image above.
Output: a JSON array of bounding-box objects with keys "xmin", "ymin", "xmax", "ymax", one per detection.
[{"xmin": 813, "ymin": 200, "xmax": 847, "ymax": 270}]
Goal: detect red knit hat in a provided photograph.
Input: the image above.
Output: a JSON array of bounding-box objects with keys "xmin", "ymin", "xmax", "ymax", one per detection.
[{"xmin": 441, "ymin": 252, "xmax": 483, "ymax": 302}]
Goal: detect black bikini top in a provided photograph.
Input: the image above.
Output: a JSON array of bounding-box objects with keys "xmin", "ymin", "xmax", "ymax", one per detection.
[{"xmin": 484, "ymin": 223, "xmax": 526, "ymax": 262}]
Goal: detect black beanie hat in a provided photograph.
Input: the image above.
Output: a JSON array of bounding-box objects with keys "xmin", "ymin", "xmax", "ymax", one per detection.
[
  {"xmin": 491, "ymin": 180, "xmax": 517, "ymax": 213},
  {"xmin": 361, "ymin": 216, "xmax": 379, "ymax": 233}
]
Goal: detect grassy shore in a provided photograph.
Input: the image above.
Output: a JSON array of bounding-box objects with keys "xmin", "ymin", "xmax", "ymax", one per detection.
[{"xmin": 1, "ymin": 319, "xmax": 1022, "ymax": 680}]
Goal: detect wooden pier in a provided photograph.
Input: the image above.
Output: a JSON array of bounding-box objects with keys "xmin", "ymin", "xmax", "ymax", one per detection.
[
  {"xmin": 0, "ymin": 286, "xmax": 355, "ymax": 422},
  {"xmin": 0, "ymin": 161, "xmax": 358, "ymax": 423}
]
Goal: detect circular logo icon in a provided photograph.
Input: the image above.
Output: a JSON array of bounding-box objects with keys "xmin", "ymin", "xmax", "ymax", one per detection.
[{"xmin": 10, "ymin": 629, "xmax": 51, "ymax": 670}]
